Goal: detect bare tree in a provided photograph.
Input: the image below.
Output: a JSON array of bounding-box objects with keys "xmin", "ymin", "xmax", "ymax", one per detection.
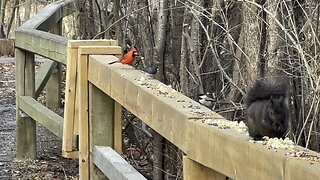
[
  {"xmin": 0, "ymin": 0, "xmax": 8, "ymax": 37},
  {"xmin": 77, "ymin": 0, "xmax": 95, "ymax": 39}
]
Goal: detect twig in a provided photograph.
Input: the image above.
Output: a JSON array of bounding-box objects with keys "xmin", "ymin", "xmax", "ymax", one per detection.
[
  {"xmin": 59, "ymin": 164, "xmax": 68, "ymax": 180},
  {"xmin": 182, "ymin": 1, "xmax": 246, "ymax": 96},
  {"xmin": 297, "ymin": 78, "xmax": 320, "ymax": 144},
  {"xmin": 93, "ymin": 2, "xmax": 155, "ymax": 39}
]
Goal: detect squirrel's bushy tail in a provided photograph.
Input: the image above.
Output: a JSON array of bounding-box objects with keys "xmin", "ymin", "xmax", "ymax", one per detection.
[{"xmin": 245, "ymin": 78, "xmax": 288, "ymax": 107}]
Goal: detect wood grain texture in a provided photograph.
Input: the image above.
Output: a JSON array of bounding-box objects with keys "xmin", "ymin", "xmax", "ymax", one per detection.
[
  {"xmin": 92, "ymin": 146, "xmax": 146, "ymax": 180},
  {"xmin": 89, "ymin": 83, "xmax": 115, "ymax": 179},
  {"xmin": 46, "ymin": 21, "xmax": 62, "ymax": 109},
  {"xmin": 35, "ymin": 60, "xmax": 56, "ymax": 98},
  {"xmin": 46, "ymin": 62, "xmax": 62, "ymax": 109},
  {"xmin": 15, "ymin": 49, "xmax": 36, "ymax": 159},
  {"xmin": 78, "ymin": 53, "xmax": 89, "ymax": 180},
  {"xmin": 68, "ymin": 39, "xmax": 118, "ymax": 48},
  {"xmin": 114, "ymin": 102, "xmax": 122, "ymax": 154},
  {"xmin": 183, "ymin": 156, "xmax": 226, "ymax": 180},
  {"xmin": 19, "ymin": 96, "xmax": 64, "ymax": 138},
  {"xmin": 15, "ymin": 30, "xmax": 68, "ymax": 64},
  {"xmin": 63, "ymin": 47, "xmax": 78, "ymax": 152}
]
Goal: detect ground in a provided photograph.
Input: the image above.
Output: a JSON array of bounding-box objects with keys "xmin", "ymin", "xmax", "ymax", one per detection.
[{"xmin": 0, "ymin": 57, "xmax": 78, "ymax": 179}]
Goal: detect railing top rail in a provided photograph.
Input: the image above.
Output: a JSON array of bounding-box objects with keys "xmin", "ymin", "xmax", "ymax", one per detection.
[
  {"xmin": 15, "ymin": 0, "xmax": 76, "ymax": 64},
  {"xmin": 18, "ymin": 0, "xmax": 74, "ymax": 31},
  {"xmin": 87, "ymin": 54, "xmax": 320, "ymax": 180}
]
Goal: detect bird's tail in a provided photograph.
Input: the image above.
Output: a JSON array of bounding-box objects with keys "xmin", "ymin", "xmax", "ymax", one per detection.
[{"xmin": 108, "ymin": 60, "xmax": 118, "ymax": 65}]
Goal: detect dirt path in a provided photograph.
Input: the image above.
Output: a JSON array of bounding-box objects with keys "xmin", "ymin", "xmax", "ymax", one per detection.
[{"xmin": 0, "ymin": 58, "xmax": 78, "ymax": 179}]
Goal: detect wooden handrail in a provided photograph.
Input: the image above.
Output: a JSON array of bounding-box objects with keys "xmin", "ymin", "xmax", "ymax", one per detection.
[
  {"xmin": 15, "ymin": 0, "xmax": 76, "ymax": 64},
  {"xmin": 14, "ymin": 0, "xmax": 320, "ymax": 179},
  {"xmin": 86, "ymin": 54, "xmax": 320, "ymax": 180}
]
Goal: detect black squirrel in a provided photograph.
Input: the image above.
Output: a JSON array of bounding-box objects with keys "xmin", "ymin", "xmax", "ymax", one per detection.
[{"xmin": 245, "ymin": 78, "xmax": 289, "ymax": 140}]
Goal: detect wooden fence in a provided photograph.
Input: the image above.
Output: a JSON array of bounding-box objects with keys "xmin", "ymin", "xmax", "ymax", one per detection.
[{"xmin": 15, "ymin": 0, "xmax": 320, "ymax": 180}]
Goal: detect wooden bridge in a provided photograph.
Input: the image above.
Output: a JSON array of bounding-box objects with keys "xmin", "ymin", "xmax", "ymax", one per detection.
[{"xmin": 15, "ymin": 0, "xmax": 320, "ymax": 179}]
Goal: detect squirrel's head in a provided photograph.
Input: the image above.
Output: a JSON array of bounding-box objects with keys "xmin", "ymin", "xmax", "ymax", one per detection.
[{"xmin": 265, "ymin": 96, "xmax": 288, "ymax": 131}]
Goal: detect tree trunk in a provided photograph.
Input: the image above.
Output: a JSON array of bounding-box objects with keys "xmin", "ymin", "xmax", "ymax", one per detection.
[
  {"xmin": 0, "ymin": 0, "xmax": 7, "ymax": 38},
  {"xmin": 154, "ymin": 0, "xmax": 168, "ymax": 82},
  {"xmin": 265, "ymin": 0, "xmax": 282, "ymax": 76},
  {"xmin": 6, "ymin": 0, "xmax": 19, "ymax": 38},
  {"xmin": 113, "ymin": 0, "xmax": 123, "ymax": 43},
  {"xmin": 23, "ymin": 0, "xmax": 31, "ymax": 23},
  {"xmin": 170, "ymin": 0, "xmax": 185, "ymax": 76},
  {"xmin": 180, "ymin": 0, "xmax": 203, "ymax": 99},
  {"xmin": 79, "ymin": 0, "xmax": 95, "ymax": 39},
  {"xmin": 94, "ymin": 0, "xmax": 105, "ymax": 38},
  {"xmin": 135, "ymin": 0, "xmax": 155, "ymax": 66},
  {"xmin": 152, "ymin": 1, "xmax": 169, "ymax": 179},
  {"xmin": 234, "ymin": 1, "xmax": 263, "ymax": 91},
  {"xmin": 190, "ymin": 0, "xmax": 203, "ymax": 95}
]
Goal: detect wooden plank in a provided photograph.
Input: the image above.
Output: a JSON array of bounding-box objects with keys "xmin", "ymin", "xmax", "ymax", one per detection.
[
  {"xmin": 63, "ymin": 41, "xmax": 121, "ymax": 154},
  {"xmin": 88, "ymin": 55, "xmax": 114, "ymax": 97},
  {"xmin": 92, "ymin": 146, "xmax": 147, "ymax": 180},
  {"xmin": 22, "ymin": 3, "xmax": 61, "ymax": 30},
  {"xmin": 62, "ymin": 151, "xmax": 79, "ymax": 159},
  {"xmin": 76, "ymin": 45, "xmax": 122, "ymax": 179},
  {"xmin": 15, "ymin": 30, "xmax": 68, "ymax": 64},
  {"xmin": 70, "ymin": 41, "xmax": 120, "ymax": 136},
  {"xmin": 68, "ymin": 39, "xmax": 118, "ymax": 48},
  {"xmin": 18, "ymin": 0, "xmax": 74, "ymax": 31},
  {"xmin": 110, "ymin": 40, "xmax": 118, "ymax": 46},
  {"xmin": 285, "ymin": 148, "xmax": 320, "ymax": 180},
  {"xmin": 183, "ymin": 156, "xmax": 226, "ymax": 180},
  {"xmin": 114, "ymin": 102, "xmax": 122, "ymax": 154},
  {"xmin": 19, "ymin": 96, "xmax": 64, "ymax": 138},
  {"xmin": 77, "ymin": 46, "xmax": 122, "ymax": 55},
  {"xmin": 78, "ymin": 52, "xmax": 89, "ymax": 180},
  {"xmin": 74, "ymin": 90, "xmax": 79, "ymax": 135},
  {"xmin": 186, "ymin": 120, "xmax": 288, "ymax": 180},
  {"xmin": 46, "ymin": 62, "xmax": 62, "ymax": 109},
  {"xmin": 15, "ymin": 0, "xmax": 75, "ymax": 65},
  {"xmin": 63, "ymin": 47, "xmax": 78, "ymax": 152},
  {"xmin": 15, "ymin": 49, "xmax": 37, "ymax": 159},
  {"xmin": 35, "ymin": 60, "xmax": 56, "ymax": 98},
  {"xmin": 89, "ymin": 83, "xmax": 115, "ymax": 179},
  {"xmin": 88, "ymin": 55, "xmax": 218, "ymax": 151},
  {"xmin": 46, "ymin": 20, "xmax": 62, "ymax": 109}
]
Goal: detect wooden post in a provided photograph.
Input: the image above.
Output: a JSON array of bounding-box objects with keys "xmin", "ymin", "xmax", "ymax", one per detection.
[
  {"xmin": 62, "ymin": 44, "xmax": 78, "ymax": 154},
  {"xmin": 92, "ymin": 146, "xmax": 147, "ymax": 180},
  {"xmin": 89, "ymin": 83, "xmax": 115, "ymax": 179},
  {"xmin": 78, "ymin": 52, "xmax": 90, "ymax": 179},
  {"xmin": 77, "ymin": 45, "xmax": 122, "ymax": 179},
  {"xmin": 183, "ymin": 156, "xmax": 226, "ymax": 180},
  {"xmin": 46, "ymin": 20, "xmax": 62, "ymax": 109},
  {"xmin": 114, "ymin": 102, "xmax": 122, "ymax": 154},
  {"xmin": 63, "ymin": 40, "xmax": 119, "ymax": 157},
  {"xmin": 15, "ymin": 48, "xmax": 36, "ymax": 159}
]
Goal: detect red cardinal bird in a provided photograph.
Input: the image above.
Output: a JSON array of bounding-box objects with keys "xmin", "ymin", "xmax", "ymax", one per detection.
[{"xmin": 109, "ymin": 47, "xmax": 139, "ymax": 65}]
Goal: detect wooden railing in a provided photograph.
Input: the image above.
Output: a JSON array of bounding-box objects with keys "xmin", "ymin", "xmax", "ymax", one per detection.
[
  {"xmin": 15, "ymin": 0, "xmax": 320, "ymax": 180},
  {"xmin": 15, "ymin": 0, "xmax": 74, "ymax": 160}
]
